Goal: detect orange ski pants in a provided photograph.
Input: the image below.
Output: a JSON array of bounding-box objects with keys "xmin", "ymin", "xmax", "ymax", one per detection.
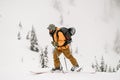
[{"xmin": 53, "ymin": 47, "xmax": 78, "ymax": 68}]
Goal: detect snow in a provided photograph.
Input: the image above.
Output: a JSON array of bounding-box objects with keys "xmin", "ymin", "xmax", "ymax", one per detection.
[{"xmin": 0, "ymin": 0, "xmax": 120, "ymax": 80}]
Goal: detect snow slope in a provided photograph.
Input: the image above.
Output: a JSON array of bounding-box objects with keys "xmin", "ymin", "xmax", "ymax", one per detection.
[{"xmin": 0, "ymin": 0, "xmax": 120, "ymax": 80}]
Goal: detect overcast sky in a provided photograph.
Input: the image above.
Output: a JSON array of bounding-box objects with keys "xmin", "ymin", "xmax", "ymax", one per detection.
[{"xmin": 0, "ymin": 0, "xmax": 120, "ymax": 54}]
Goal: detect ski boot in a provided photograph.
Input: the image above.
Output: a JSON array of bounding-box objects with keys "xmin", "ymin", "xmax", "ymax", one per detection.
[
  {"xmin": 71, "ymin": 65, "xmax": 82, "ymax": 72},
  {"xmin": 51, "ymin": 67, "xmax": 63, "ymax": 73}
]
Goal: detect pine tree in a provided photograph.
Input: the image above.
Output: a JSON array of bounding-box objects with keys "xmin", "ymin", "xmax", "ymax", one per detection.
[
  {"xmin": 116, "ymin": 60, "xmax": 120, "ymax": 71},
  {"xmin": 92, "ymin": 63, "xmax": 95, "ymax": 69},
  {"xmin": 30, "ymin": 26, "xmax": 39, "ymax": 52},
  {"xmin": 92, "ymin": 56, "xmax": 109, "ymax": 72},
  {"xmin": 17, "ymin": 32, "xmax": 21, "ymax": 40},
  {"xmin": 108, "ymin": 66, "xmax": 112, "ymax": 72},
  {"xmin": 116, "ymin": 65, "xmax": 119, "ymax": 71},
  {"xmin": 92, "ymin": 56, "xmax": 118, "ymax": 72},
  {"xmin": 40, "ymin": 47, "xmax": 48, "ymax": 68},
  {"xmin": 40, "ymin": 50, "xmax": 44, "ymax": 68},
  {"xmin": 100, "ymin": 56, "xmax": 105, "ymax": 72},
  {"xmin": 17, "ymin": 21, "xmax": 22, "ymax": 40},
  {"xmin": 113, "ymin": 68, "xmax": 116, "ymax": 72},
  {"xmin": 104, "ymin": 64, "xmax": 108, "ymax": 72},
  {"xmin": 94, "ymin": 56, "xmax": 100, "ymax": 72},
  {"xmin": 26, "ymin": 31, "xmax": 30, "ymax": 40},
  {"xmin": 43, "ymin": 46, "xmax": 48, "ymax": 68},
  {"xmin": 118, "ymin": 60, "xmax": 120, "ymax": 68}
]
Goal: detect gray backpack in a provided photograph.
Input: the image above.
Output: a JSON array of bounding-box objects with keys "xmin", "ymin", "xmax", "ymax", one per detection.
[{"xmin": 57, "ymin": 27, "xmax": 76, "ymax": 46}]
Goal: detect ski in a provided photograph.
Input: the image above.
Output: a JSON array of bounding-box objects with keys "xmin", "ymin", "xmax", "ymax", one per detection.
[
  {"xmin": 30, "ymin": 71, "xmax": 49, "ymax": 74},
  {"xmin": 76, "ymin": 67, "xmax": 82, "ymax": 72},
  {"xmin": 30, "ymin": 70, "xmax": 68, "ymax": 75},
  {"xmin": 30, "ymin": 67, "xmax": 83, "ymax": 75},
  {"xmin": 30, "ymin": 70, "xmax": 96, "ymax": 75}
]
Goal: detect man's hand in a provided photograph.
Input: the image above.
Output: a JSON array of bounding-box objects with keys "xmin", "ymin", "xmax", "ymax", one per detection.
[{"xmin": 51, "ymin": 41, "xmax": 58, "ymax": 47}]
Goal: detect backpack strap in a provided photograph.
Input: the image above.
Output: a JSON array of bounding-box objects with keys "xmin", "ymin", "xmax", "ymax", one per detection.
[
  {"xmin": 51, "ymin": 28, "xmax": 60, "ymax": 45},
  {"xmin": 50, "ymin": 30, "xmax": 56, "ymax": 42}
]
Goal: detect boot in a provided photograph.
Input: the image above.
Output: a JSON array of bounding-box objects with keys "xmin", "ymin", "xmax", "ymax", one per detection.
[
  {"xmin": 51, "ymin": 67, "xmax": 61, "ymax": 71},
  {"xmin": 71, "ymin": 65, "xmax": 81, "ymax": 71}
]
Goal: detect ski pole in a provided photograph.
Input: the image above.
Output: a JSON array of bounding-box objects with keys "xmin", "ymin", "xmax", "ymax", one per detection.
[{"xmin": 64, "ymin": 57, "xmax": 68, "ymax": 71}]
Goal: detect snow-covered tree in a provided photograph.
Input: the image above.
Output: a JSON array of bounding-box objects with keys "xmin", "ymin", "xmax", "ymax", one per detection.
[
  {"xmin": 40, "ymin": 49, "xmax": 44, "ymax": 68},
  {"xmin": 26, "ymin": 31, "xmax": 31, "ymax": 40},
  {"xmin": 92, "ymin": 56, "xmax": 100, "ymax": 72},
  {"xmin": 108, "ymin": 66, "xmax": 112, "ymax": 72},
  {"xmin": 29, "ymin": 26, "xmax": 39, "ymax": 52},
  {"xmin": 113, "ymin": 68, "xmax": 116, "ymax": 72},
  {"xmin": 40, "ymin": 46, "xmax": 48, "ymax": 68},
  {"xmin": 43, "ymin": 46, "xmax": 49, "ymax": 68},
  {"xmin": 92, "ymin": 56, "xmax": 118, "ymax": 72},
  {"xmin": 17, "ymin": 32, "xmax": 21, "ymax": 40},
  {"xmin": 17, "ymin": 21, "xmax": 22, "ymax": 40},
  {"xmin": 100, "ymin": 56, "xmax": 106, "ymax": 72},
  {"xmin": 116, "ymin": 60, "xmax": 120, "ymax": 71}
]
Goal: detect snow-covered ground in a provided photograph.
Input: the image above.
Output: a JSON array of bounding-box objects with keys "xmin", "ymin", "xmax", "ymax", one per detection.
[{"xmin": 0, "ymin": 0, "xmax": 120, "ymax": 80}]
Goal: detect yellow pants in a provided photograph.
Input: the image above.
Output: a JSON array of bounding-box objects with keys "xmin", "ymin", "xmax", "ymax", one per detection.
[{"xmin": 53, "ymin": 47, "xmax": 78, "ymax": 68}]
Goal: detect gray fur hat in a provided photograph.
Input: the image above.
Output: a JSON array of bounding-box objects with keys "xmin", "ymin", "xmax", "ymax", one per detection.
[{"xmin": 47, "ymin": 24, "xmax": 56, "ymax": 31}]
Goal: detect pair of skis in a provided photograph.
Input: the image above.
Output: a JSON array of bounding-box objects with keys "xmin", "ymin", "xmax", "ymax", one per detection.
[{"xmin": 30, "ymin": 67, "xmax": 82, "ymax": 75}]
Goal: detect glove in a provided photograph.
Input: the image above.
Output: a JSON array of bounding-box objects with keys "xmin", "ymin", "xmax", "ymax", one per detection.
[{"xmin": 51, "ymin": 41, "xmax": 58, "ymax": 47}]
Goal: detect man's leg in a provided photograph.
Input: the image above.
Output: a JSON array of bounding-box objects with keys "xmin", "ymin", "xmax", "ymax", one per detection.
[
  {"xmin": 62, "ymin": 48, "xmax": 79, "ymax": 66},
  {"xmin": 53, "ymin": 49, "xmax": 62, "ymax": 69}
]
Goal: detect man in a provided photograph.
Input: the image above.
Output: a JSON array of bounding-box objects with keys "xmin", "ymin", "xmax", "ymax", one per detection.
[{"xmin": 47, "ymin": 24, "xmax": 80, "ymax": 71}]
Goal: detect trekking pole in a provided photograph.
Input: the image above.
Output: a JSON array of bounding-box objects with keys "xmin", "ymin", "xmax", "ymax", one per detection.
[{"xmin": 64, "ymin": 57, "xmax": 68, "ymax": 71}]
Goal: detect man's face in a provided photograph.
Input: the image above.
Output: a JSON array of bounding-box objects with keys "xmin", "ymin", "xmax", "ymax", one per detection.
[{"xmin": 49, "ymin": 29, "xmax": 54, "ymax": 34}]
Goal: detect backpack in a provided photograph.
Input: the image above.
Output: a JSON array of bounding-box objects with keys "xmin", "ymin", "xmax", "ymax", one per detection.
[{"xmin": 57, "ymin": 27, "xmax": 75, "ymax": 46}]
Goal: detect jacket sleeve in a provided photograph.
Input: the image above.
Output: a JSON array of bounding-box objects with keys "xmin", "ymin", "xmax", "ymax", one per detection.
[{"xmin": 57, "ymin": 31, "xmax": 66, "ymax": 46}]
